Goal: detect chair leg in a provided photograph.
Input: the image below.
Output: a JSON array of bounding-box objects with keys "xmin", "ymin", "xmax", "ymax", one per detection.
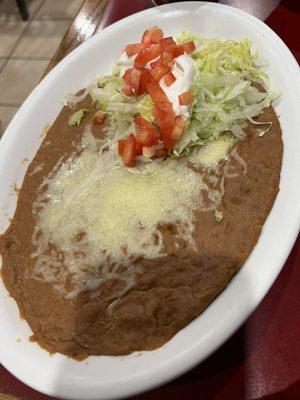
[{"xmin": 16, "ymin": 0, "xmax": 29, "ymax": 21}]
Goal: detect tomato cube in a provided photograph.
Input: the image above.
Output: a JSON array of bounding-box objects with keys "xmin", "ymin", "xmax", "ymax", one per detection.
[
  {"xmin": 170, "ymin": 115, "xmax": 185, "ymax": 140},
  {"xmin": 125, "ymin": 43, "xmax": 144, "ymax": 57},
  {"xmin": 142, "ymin": 28, "xmax": 154, "ymax": 46},
  {"xmin": 140, "ymin": 68, "xmax": 153, "ymax": 93},
  {"xmin": 173, "ymin": 45, "xmax": 185, "ymax": 58},
  {"xmin": 170, "ymin": 125, "xmax": 183, "ymax": 140},
  {"xmin": 145, "ymin": 81, "xmax": 169, "ymax": 104},
  {"xmin": 155, "ymin": 100, "xmax": 173, "ymax": 112},
  {"xmin": 122, "ymin": 68, "xmax": 142, "ymax": 96},
  {"xmin": 182, "ymin": 41, "xmax": 196, "ymax": 54},
  {"xmin": 130, "ymin": 68, "xmax": 142, "ymax": 95},
  {"xmin": 136, "ymin": 127, "xmax": 158, "ymax": 146},
  {"xmin": 152, "ymin": 104, "xmax": 175, "ymax": 136},
  {"xmin": 175, "ymin": 115, "xmax": 186, "ymax": 129},
  {"xmin": 135, "ymin": 141, "xmax": 143, "ymax": 156},
  {"xmin": 163, "ymin": 136, "xmax": 177, "ymax": 150},
  {"xmin": 150, "ymin": 64, "xmax": 170, "ymax": 81},
  {"xmin": 150, "ymin": 58, "xmax": 161, "ymax": 69},
  {"xmin": 122, "ymin": 134, "xmax": 136, "ymax": 167},
  {"xmin": 122, "ymin": 85, "xmax": 133, "ymax": 96},
  {"xmin": 142, "ymin": 27, "xmax": 163, "ymax": 46},
  {"xmin": 178, "ymin": 90, "xmax": 194, "ymax": 105},
  {"xmin": 134, "ymin": 44, "xmax": 161, "ymax": 67},
  {"xmin": 134, "ymin": 116, "xmax": 156, "ymax": 131},
  {"xmin": 118, "ymin": 139, "xmax": 126, "ymax": 156},
  {"xmin": 160, "ymin": 37, "xmax": 176, "ymax": 51},
  {"xmin": 163, "ymin": 72, "xmax": 176, "ymax": 87},
  {"xmin": 161, "ymin": 50, "xmax": 174, "ymax": 66},
  {"xmin": 150, "ymin": 28, "xmax": 163, "ymax": 44}
]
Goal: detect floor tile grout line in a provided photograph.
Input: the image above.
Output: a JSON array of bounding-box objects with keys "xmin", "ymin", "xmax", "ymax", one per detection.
[
  {"xmin": 9, "ymin": 57, "xmax": 52, "ymax": 61},
  {"xmin": 0, "ymin": 0, "xmax": 47, "ymax": 75},
  {"xmin": 0, "ymin": 103, "xmax": 21, "ymax": 107},
  {"xmin": 32, "ymin": 17, "xmax": 74, "ymax": 22}
]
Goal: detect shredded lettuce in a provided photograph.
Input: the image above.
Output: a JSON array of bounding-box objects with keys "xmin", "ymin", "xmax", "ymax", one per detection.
[
  {"xmin": 68, "ymin": 108, "xmax": 88, "ymax": 126},
  {"xmin": 174, "ymin": 30, "xmax": 278, "ymax": 155},
  {"xmin": 177, "ymin": 30, "xmax": 269, "ymax": 85},
  {"xmin": 85, "ymin": 30, "xmax": 277, "ymax": 156},
  {"xmin": 88, "ymin": 76, "xmax": 151, "ymax": 133},
  {"xmin": 137, "ymin": 95, "xmax": 154, "ymax": 122}
]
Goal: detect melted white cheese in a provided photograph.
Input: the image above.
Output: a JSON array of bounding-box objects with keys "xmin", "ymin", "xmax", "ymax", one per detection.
[
  {"xmin": 32, "ymin": 126, "xmax": 228, "ymax": 296},
  {"xmin": 189, "ymin": 135, "xmax": 233, "ymax": 168}
]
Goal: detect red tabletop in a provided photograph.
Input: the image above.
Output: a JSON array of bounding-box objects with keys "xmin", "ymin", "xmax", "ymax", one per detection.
[{"xmin": 1, "ymin": 1, "xmax": 299, "ymax": 399}]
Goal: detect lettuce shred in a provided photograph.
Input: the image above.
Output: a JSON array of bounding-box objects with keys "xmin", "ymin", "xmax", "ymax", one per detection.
[
  {"xmin": 68, "ymin": 109, "xmax": 88, "ymax": 126},
  {"xmin": 88, "ymin": 76, "xmax": 154, "ymax": 133},
  {"xmin": 86, "ymin": 30, "xmax": 278, "ymax": 155},
  {"xmin": 174, "ymin": 30, "xmax": 278, "ymax": 155},
  {"xmin": 137, "ymin": 95, "xmax": 154, "ymax": 122}
]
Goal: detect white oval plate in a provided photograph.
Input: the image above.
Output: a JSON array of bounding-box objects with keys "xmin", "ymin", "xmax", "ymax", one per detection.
[{"xmin": 0, "ymin": 2, "xmax": 300, "ymax": 400}]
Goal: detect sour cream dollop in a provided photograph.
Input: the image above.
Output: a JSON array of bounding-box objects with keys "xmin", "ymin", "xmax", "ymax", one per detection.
[
  {"xmin": 160, "ymin": 55, "xmax": 197, "ymax": 117},
  {"xmin": 115, "ymin": 52, "xmax": 197, "ymax": 118}
]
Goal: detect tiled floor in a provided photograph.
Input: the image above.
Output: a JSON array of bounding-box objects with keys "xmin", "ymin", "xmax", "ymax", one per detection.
[{"xmin": 0, "ymin": 0, "xmax": 84, "ymax": 135}]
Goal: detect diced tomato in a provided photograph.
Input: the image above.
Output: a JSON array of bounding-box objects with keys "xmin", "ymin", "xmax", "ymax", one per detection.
[
  {"xmin": 150, "ymin": 28, "xmax": 163, "ymax": 44},
  {"xmin": 142, "ymin": 145, "xmax": 156, "ymax": 158},
  {"xmin": 163, "ymin": 72, "xmax": 176, "ymax": 87},
  {"xmin": 118, "ymin": 139, "xmax": 126, "ymax": 156},
  {"xmin": 175, "ymin": 114, "xmax": 186, "ymax": 129},
  {"xmin": 122, "ymin": 134, "xmax": 136, "ymax": 167},
  {"xmin": 92, "ymin": 110, "xmax": 105, "ymax": 125},
  {"xmin": 150, "ymin": 64, "xmax": 170, "ymax": 81},
  {"xmin": 134, "ymin": 44, "xmax": 161, "ymax": 67},
  {"xmin": 159, "ymin": 37, "xmax": 176, "ymax": 51},
  {"xmin": 155, "ymin": 100, "xmax": 172, "ymax": 112},
  {"xmin": 178, "ymin": 90, "xmax": 194, "ymax": 105},
  {"xmin": 163, "ymin": 44, "xmax": 185, "ymax": 60},
  {"xmin": 135, "ymin": 141, "xmax": 143, "ymax": 156},
  {"xmin": 170, "ymin": 115, "xmax": 186, "ymax": 140},
  {"xmin": 125, "ymin": 43, "xmax": 144, "ymax": 57},
  {"xmin": 173, "ymin": 45, "xmax": 185, "ymax": 58},
  {"xmin": 134, "ymin": 116, "xmax": 156, "ymax": 131},
  {"xmin": 150, "ymin": 58, "xmax": 161, "ymax": 69},
  {"xmin": 170, "ymin": 125, "xmax": 182, "ymax": 140},
  {"xmin": 122, "ymin": 68, "xmax": 142, "ymax": 96},
  {"xmin": 134, "ymin": 116, "xmax": 159, "ymax": 146},
  {"xmin": 142, "ymin": 28, "xmax": 152, "ymax": 46},
  {"xmin": 136, "ymin": 127, "xmax": 158, "ymax": 147},
  {"xmin": 163, "ymin": 136, "xmax": 177, "ymax": 150},
  {"xmin": 182, "ymin": 41, "xmax": 196, "ymax": 54},
  {"xmin": 152, "ymin": 104, "xmax": 175, "ymax": 136},
  {"xmin": 161, "ymin": 50, "xmax": 174, "ymax": 66},
  {"xmin": 122, "ymin": 68, "xmax": 132, "ymax": 85},
  {"xmin": 122, "ymin": 85, "xmax": 133, "ymax": 96},
  {"xmin": 152, "ymin": 105, "xmax": 164, "ymax": 126},
  {"xmin": 142, "ymin": 27, "xmax": 163, "ymax": 46},
  {"xmin": 140, "ymin": 68, "xmax": 153, "ymax": 93},
  {"xmin": 145, "ymin": 81, "xmax": 169, "ymax": 104},
  {"xmin": 130, "ymin": 68, "xmax": 142, "ymax": 94}
]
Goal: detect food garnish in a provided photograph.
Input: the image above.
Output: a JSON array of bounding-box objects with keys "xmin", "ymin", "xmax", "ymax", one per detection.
[
  {"xmin": 85, "ymin": 28, "xmax": 278, "ymax": 167},
  {"xmin": 68, "ymin": 108, "xmax": 89, "ymax": 126}
]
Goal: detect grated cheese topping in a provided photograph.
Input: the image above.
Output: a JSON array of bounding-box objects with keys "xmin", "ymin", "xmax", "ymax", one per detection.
[{"xmin": 31, "ymin": 121, "xmax": 235, "ymax": 297}]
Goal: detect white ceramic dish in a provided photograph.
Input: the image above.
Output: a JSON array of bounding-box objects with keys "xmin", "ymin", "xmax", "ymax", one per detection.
[{"xmin": 0, "ymin": 2, "xmax": 299, "ymax": 400}]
